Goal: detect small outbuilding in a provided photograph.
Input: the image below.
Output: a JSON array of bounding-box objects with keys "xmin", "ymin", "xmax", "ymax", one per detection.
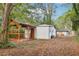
[
  {"xmin": 56, "ymin": 29, "xmax": 70, "ymax": 37},
  {"xmin": 35, "ymin": 24, "xmax": 56, "ymax": 39}
]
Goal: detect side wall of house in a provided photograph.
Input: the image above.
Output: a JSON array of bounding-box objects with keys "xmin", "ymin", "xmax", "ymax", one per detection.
[
  {"xmin": 49, "ymin": 26, "xmax": 56, "ymax": 38},
  {"xmin": 57, "ymin": 32, "xmax": 69, "ymax": 37},
  {"xmin": 35, "ymin": 26, "xmax": 49, "ymax": 39},
  {"xmin": 25, "ymin": 29, "xmax": 31, "ymax": 40}
]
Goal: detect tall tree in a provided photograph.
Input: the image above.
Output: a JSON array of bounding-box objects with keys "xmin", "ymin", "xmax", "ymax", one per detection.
[
  {"xmin": 72, "ymin": 3, "xmax": 79, "ymax": 32},
  {"xmin": 2, "ymin": 3, "xmax": 13, "ymax": 44},
  {"xmin": 55, "ymin": 9, "xmax": 76, "ymax": 30},
  {"xmin": 31, "ymin": 3, "xmax": 54, "ymax": 25},
  {"xmin": 47, "ymin": 4, "xmax": 52, "ymax": 24}
]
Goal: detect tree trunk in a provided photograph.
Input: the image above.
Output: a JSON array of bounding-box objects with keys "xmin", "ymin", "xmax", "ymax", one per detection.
[
  {"xmin": 47, "ymin": 4, "xmax": 52, "ymax": 25},
  {"xmin": 2, "ymin": 3, "xmax": 13, "ymax": 44}
]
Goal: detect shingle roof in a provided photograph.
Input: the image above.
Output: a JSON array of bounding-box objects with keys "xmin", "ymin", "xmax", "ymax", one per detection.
[
  {"xmin": 20, "ymin": 23, "xmax": 35, "ymax": 29},
  {"xmin": 10, "ymin": 19, "xmax": 35, "ymax": 29}
]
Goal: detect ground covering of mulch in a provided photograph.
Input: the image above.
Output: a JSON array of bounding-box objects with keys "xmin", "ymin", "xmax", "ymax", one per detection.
[{"xmin": 0, "ymin": 37, "xmax": 79, "ymax": 56}]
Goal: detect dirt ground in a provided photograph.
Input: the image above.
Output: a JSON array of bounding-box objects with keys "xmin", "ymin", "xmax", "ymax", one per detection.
[{"xmin": 0, "ymin": 37, "xmax": 79, "ymax": 56}]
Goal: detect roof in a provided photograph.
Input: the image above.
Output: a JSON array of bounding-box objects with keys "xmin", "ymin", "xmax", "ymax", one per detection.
[
  {"xmin": 10, "ymin": 19, "xmax": 35, "ymax": 29},
  {"xmin": 57, "ymin": 29, "xmax": 69, "ymax": 32},
  {"xmin": 20, "ymin": 23, "xmax": 35, "ymax": 29},
  {"xmin": 37, "ymin": 24, "xmax": 54, "ymax": 27}
]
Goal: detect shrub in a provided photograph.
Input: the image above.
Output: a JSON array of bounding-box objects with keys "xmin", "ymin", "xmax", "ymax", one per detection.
[
  {"xmin": 6, "ymin": 41, "xmax": 17, "ymax": 47},
  {"xmin": 0, "ymin": 41, "xmax": 17, "ymax": 48},
  {"xmin": 9, "ymin": 34, "xmax": 17, "ymax": 38},
  {"xmin": 20, "ymin": 29, "xmax": 25, "ymax": 33}
]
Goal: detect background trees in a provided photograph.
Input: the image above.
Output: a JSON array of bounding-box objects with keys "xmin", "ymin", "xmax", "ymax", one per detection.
[
  {"xmin": 29, "ymin": 3, "xmax": 54, "ymax": 25},
  {"xmin": 72, "ymin": 4, "xmax": 79, "ymax": 33},
  {"xmin": 55, "ymin": 3, "xmax": 79, "ymax": 34}
]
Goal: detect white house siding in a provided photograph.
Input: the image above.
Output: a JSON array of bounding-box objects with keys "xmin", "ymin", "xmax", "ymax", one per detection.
[
  {"xmin": 35, "ymin": 26, "xmax": 49, "ymax": 39},
  {"xmin": 57, "ymin": 31, "xmax": 69, "ymax": 37},
  {"xmin": 64, "ymin": 32, "xmax": 69, "ymax": 36},
  {"xmin": 35, "ymin": 24, "xmax": 56, "ymax": 39},
  {"xmin": 49, "ymin": 26, "xmax": 56, "ymax": 37}
]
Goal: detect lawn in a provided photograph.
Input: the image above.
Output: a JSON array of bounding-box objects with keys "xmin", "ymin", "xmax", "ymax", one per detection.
[{"xmin": 0, "ymin": 37, "xmax": 79, "ymax": 56}]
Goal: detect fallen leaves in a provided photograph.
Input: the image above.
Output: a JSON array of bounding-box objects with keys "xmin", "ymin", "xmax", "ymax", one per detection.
[{"xmin": 0, "ymin": 37, "xmax": 79, "ymax": 56}]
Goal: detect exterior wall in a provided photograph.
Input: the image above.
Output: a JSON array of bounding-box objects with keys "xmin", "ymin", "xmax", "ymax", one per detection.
[
  {"xmin": 69, "ymin": 31, "xmax": 76, "ymax": 36},
  {"xmin": 57, "ymin": 32, "xmax": 69, "ymax": 37},
  {"xmin": 57, "ymin": 32, "xmax": 64, "ymax": 37},
  {"xmin": 35, "ymin": 26, "xmax": 50, "ymax": 39},
  {"xmin": 30, "ymin": 28, "xmax": 35, "ymax": 39},
  {"xmin": 25, "ymin": 28, "xmax": 35, "ymax": 40},
  {"xmin": 49, "ymin": 27, "xmax": 56, "ymax": 37},
  {"xmin": 25, "ymin": 29, "xmax": 31, "ymax": 40},
  {"xmin": 57, "ymin": 31, "xmax": 76, "ymax": 37},
  {"xmin": 35, "ymin": 25, "xmax": 56, "ymax": 39}
]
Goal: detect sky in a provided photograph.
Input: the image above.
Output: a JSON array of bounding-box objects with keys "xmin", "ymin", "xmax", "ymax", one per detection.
[{"xmin": 52, "ymin": 3, "xmax": 72, "ymax": 20}]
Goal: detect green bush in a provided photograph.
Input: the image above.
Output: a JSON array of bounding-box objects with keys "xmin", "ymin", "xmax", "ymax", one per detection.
[
  {"xmin": 20, "ymin": 29, "xmax": 25, "ymax": 33},
  {"xmin": 9, "ymin": 34, "xmax": 17, "ymax": 38},
  {"xmin": 7, "ymin": 41, "xmax": 17, "ymax": 47},
  {"xmin": 0, "ymin": 41, "xmax": 17, "ymax": 48}
]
